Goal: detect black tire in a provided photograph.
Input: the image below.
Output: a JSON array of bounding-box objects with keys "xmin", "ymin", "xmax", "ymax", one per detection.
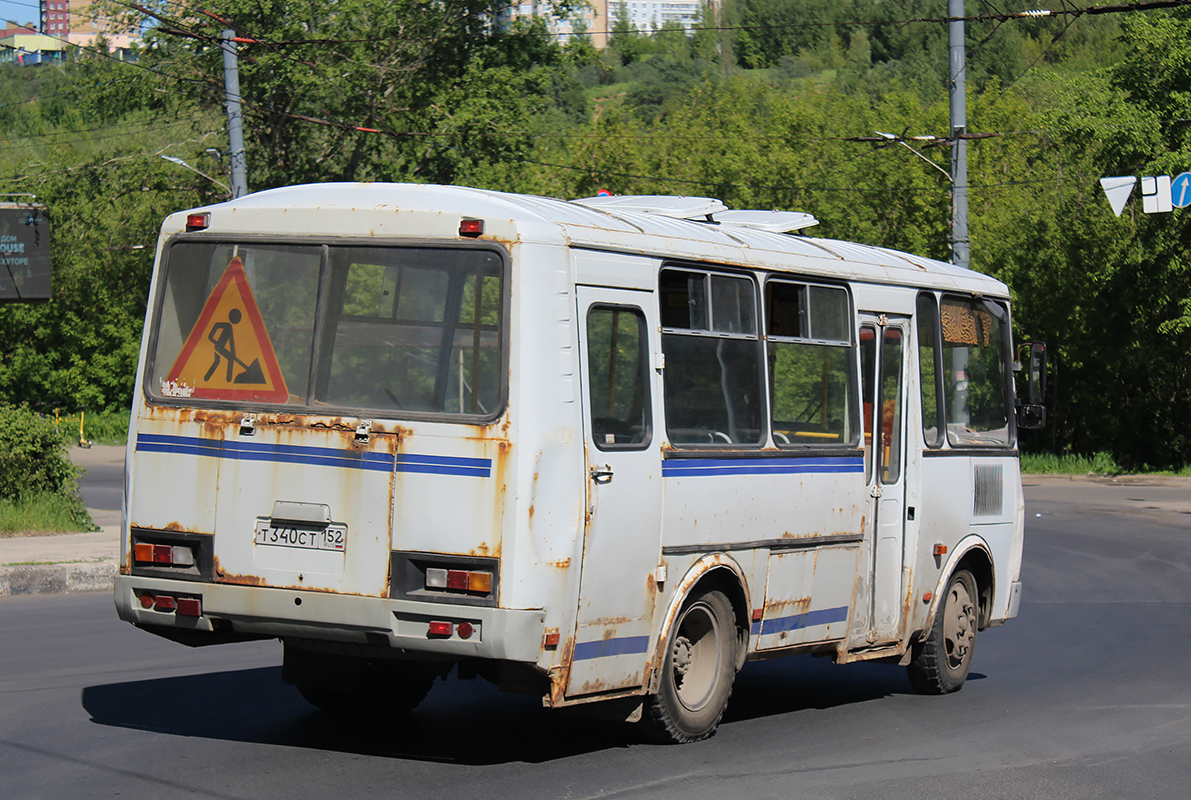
[
  {"xmin": 643, "ymin": 588, "xmax": 737, "ymax": 743},
  {"xmin": 296, "ymin": 660, "xmax": 436, "ymax": 716},
  {"xmin": 908, "ymin": 569, "xmax": 979, "ymax": 694}
]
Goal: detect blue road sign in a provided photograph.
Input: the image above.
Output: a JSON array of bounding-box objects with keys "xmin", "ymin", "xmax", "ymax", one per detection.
[{"xmin": 1171, "ymin": 172, "xmax": 1191, "ymax": 209}]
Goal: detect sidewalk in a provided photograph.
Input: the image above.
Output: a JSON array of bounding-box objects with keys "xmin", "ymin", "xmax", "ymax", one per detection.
[
  {"xmin": 0, "ymin": 527, "xmax": 120, "ymax": 596},
  {"xmin": 0, "ymin": 445, "xmax": 122, "ymax": 597}
]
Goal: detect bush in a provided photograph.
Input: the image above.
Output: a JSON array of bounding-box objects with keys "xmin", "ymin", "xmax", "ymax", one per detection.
[{"xmin": 0, "ymin": 404, "xmax": 94, "ymax": 531}]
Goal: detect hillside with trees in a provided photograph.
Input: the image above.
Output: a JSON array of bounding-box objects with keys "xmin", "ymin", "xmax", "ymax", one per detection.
[{"xmin": 0, "ymin": 0, "xmax": 1188, "ymax": 470}]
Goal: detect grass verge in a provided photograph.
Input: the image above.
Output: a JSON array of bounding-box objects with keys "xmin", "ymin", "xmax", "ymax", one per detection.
[
  {"xmin": 50, "ymin": 409, "xmax": 129, "ymax": 447},
  {"xmin": 0, "ymin": 493, "xmax": 98, "ymax": 536},
  {"xmin": 1021, "ymin": 451, "xmax": 1191, "ymax": 477}
]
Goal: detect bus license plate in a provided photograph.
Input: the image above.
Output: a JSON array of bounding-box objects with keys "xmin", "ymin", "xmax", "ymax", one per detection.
[{"xmin": 254, "ymin": 522, "xmax": 347, "ymax": 552}]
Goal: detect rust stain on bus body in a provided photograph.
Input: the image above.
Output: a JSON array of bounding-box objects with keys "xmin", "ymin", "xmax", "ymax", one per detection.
[
  {"xmin": 548, "ymin": 637, "xmax": 576, "ymax": 706},
  {"xmin": 211, "ymin": 556, "xmax": 266, "ymax": 586}
]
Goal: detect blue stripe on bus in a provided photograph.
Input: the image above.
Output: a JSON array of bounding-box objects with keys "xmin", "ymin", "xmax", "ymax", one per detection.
[
  {"xmin": 395, "ymin": 453, "xmax": 491, "ymax": 478},
  {"xmin": 662, "ymin": 456, "xmax": 863, "ymax": 478},
  {"xmin": 573, "ymin": 635, "xmax": 651, "ymax": 661},
  {"xmin": 136, "ymin": 433, "xmax": 491, "ymax": 477},
  {"xmin": 750, "ymin": 605, "xmax": 850, "ymax": 637}
]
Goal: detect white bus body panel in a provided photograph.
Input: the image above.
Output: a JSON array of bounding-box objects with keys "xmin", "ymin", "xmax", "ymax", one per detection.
[{"xmin": 114, "ymin": 183, "xmax": 1025, "ymax": 711}]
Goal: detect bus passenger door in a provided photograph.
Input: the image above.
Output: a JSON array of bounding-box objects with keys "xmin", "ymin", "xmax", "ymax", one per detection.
[
  {"xmin": 860, "ymin": 314, "xmax": 908, "ymax": 644},
  {"xmin": 567, "ymin": 286, "xmax": 663, "ymax": 697}
]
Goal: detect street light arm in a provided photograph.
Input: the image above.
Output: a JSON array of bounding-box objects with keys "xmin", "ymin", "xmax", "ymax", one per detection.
[
  {"xmin": 876, "ymin": 132, "xmax": 952, "ymax": 182},
  {"xmin": 161, "ymin": 155, "xmax": 231, "ymax": 193}
]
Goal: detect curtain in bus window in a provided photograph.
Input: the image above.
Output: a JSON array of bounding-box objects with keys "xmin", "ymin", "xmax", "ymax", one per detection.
[
  {"xmin": 660, "ymin": 268, "xmax": 762, "ymax": 446},
  {"xmin": 917, "ymin": 293, "xmax": 943, "ymax": 447},
  {"xmin": 586, "ymin": 306, "xmax": 651, "ymax": 449},
  {"xmin": 940, "ymin": 296, "xmax": 1010, "ymax": 446},
  {"xmin": 766, "ymin": 281, "xmax": 857, "ymax": 446},
  {"xmin": 318, "ymin": 247, "xmax": 503, "ymax": 416},
  {"xmin": 149, "ymin": 243, "xmax": 321, "ymax": 404},
  {"xmin": 879, "ymin": 327, "xmax": 904, "ymax": 483}
]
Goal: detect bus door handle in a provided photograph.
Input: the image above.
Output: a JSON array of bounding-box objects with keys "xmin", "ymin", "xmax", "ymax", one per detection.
[{"xmin": 590, "ymin": 465, "xmax": 614, "ymax": 485}]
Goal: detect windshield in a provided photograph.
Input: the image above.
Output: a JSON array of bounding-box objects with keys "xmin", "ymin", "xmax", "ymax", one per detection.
[{"xmin": 147, "ymin": 241, "xmax": 505, "ymax": 419}]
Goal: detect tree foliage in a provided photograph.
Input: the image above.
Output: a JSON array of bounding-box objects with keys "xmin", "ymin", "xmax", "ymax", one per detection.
[{"xmin": 0, "ymin": 3, "xmax": 1187, "ymax": 469}]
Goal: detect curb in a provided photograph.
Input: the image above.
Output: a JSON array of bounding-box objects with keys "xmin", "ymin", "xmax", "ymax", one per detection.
[{"xmin": 0, "ymin": 561, "xmax": 117, "ymax": 597}]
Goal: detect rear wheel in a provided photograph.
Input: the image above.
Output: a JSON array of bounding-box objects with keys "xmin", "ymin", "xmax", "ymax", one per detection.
[
  {"xmin": 643, "ymin": 588, "xmax": 737, "ymax": 743},
  {"xmin": 908, "ymin": 569, "xmax": 979, "ymax": 694}
]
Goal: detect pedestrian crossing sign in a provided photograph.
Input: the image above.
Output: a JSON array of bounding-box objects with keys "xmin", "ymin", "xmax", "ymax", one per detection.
[{"xmin": 165, "ymin": 256, "xmax": 289, "ymax": 403}]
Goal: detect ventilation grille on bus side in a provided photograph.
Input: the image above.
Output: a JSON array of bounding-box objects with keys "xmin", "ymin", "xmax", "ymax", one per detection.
[{"xmin": 973, "ymin": 464, "xmax": 1005, "ymax": 517}]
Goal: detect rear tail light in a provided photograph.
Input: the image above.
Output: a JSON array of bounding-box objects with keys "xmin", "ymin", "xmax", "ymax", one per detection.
[
  {"xmin": 139, "ymin": 592, "xmax": 201, "ymax": 617},
  {"xmin": 153, "ymin": 595, "xmax": 176, "ymax": 612},
  {"xmin": 134, "ymin": 542, "xmax": 196, "ymax": 568},
  {"xmin": 428, "ymin": 621, "xmax": 453, "ymax": 637},
  {"xmin": 425, "ymin": 567, "xmax": 493, "ymax": 595},
  {"xmin": 170, "ymin": 547, "xmax": 196, "ymax": 567}
]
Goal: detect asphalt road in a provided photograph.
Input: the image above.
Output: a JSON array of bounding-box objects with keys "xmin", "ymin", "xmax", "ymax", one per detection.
[
  {"xmin": 3, "ymin": 479, "xmax": 1190, "ymax": 799},
  {"xmin": 70, "ymin": 446, "xmax": 124, "ymax": 527}
]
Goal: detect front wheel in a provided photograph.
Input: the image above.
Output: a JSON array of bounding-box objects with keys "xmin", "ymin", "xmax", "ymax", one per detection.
[
  {"xmin": 643, "ymin": 588, "xmax": 738, "ymax": 743},
  {"xmin": 908, "ymin": 569, "xmax": 979, "ymax": 694}
]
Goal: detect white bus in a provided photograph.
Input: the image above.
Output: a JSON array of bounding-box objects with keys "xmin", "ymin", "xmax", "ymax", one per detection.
[{"xmin": 114, "ymin": 183, "xmax": 1046, "ymax": 743}]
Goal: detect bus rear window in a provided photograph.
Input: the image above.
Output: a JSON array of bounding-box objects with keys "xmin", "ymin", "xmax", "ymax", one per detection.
[{"xmin": 147, "ymin": 242, "xmax": 505, "ymax": 419}]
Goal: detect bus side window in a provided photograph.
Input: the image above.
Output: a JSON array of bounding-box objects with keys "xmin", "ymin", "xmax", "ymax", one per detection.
[
  {"xmin": 659, "ymin": 268, "xmax": 762, "ymax": 446},
  {"xmin": 766, "ymin": 281, "xmax": 857, "ymax": 447},
  {"xmin": 586, "ymin": 306, "xmax": 651, "ymax": 450}
]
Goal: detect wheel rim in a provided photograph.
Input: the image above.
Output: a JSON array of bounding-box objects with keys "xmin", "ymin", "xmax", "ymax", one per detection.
[
  {"xmin": 942, "ymin": 577, "xmax": 976, "ymax": 673},
  {"xmin": 671, "ymin": 601, "xmax": 722, "ymax": 712}
]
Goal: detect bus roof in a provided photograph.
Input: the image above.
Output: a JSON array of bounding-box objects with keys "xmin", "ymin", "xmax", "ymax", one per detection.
[{"xmin": 170, "ymin": 182, "xmax": 1009, "ymax": 298}]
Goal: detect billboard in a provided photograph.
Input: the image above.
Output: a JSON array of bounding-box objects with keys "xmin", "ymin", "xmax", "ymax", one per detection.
[{"xmin": 0, "ymin": 204, "xmax": 51, "ymax": 302}]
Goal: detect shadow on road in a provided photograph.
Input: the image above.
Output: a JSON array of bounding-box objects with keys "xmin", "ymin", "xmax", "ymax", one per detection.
[{"xmin": 82, "ymin": 656, "xmax": 929, "ymax": 762}]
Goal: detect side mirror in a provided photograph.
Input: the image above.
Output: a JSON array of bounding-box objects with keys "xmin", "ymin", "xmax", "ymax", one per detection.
[
  {"xmin": 1026, "ymin": 342, "xmax": 1047, "ymax": 405},
  {"xmin": 1017, "ymin": 342, "xmax": 1047, "ymax": 430}
]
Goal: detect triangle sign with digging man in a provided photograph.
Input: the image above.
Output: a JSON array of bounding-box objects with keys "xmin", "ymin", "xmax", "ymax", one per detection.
[{"xmin": 166, "ymin": 256, "xmax": 289, "ymax": 403}]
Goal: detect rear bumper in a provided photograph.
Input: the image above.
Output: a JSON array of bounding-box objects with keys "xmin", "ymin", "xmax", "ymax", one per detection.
[{"xmin": 114, "ymin": 575, "xmax": 546, "ymax": 663}]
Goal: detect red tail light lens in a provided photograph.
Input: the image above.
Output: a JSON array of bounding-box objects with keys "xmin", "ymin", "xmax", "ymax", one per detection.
[
  {"xmin": 153, "ymin": 595, "xmax": 176, "ymax": 612},
  {"xmin": 428, "ymin": 621, "xmax": 453, "ymax": 637}
]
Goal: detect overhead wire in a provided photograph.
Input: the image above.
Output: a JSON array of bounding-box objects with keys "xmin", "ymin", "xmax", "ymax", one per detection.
[{"xmin": 2, "ymin": 0, "xmax": 1173, "ymax": 196}]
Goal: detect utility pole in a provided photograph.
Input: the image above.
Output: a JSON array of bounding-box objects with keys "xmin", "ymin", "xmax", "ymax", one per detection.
[
  {"xmin": 222, "ymin": 29, "xmax": 249, "ymax": 199},
  {"xmin": 948, "ymin": 0, "xmax": 969, "ymax": 271}
]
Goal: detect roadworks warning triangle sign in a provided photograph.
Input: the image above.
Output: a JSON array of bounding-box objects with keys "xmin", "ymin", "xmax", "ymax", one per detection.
[{"xmin": 165, "ymin": 256, "xmax": 289, "ymax": 403}]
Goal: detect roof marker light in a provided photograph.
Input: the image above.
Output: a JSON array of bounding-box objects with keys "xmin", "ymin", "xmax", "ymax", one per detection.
[
  {"xmin": 459, "ymin": 219, "xmax": 484, "ymax": 237},
  {"xmin": 186, "ymin": 213, "xmax": 210, "ymax": 231}
]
